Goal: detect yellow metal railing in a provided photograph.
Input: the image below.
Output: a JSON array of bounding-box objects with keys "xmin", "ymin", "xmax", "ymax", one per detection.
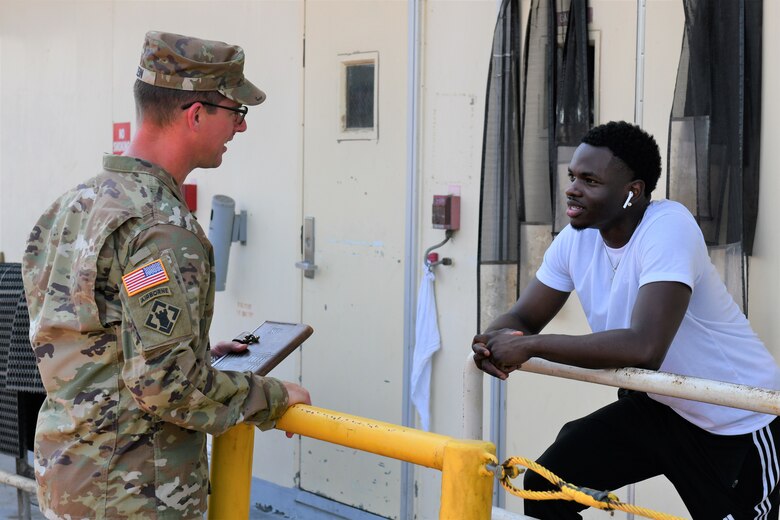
[{"xmin": 208, "ymin": 404, "xmax": 496, "ymax": 520}]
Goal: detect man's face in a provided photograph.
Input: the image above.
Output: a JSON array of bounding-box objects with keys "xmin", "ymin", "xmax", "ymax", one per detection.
[
  {"xmin": 196, "ymin": 99, "xmax": 248, "ymax": 169},
  {"xmin": 565, "ymin": 143, "xmax": 633, "ymax": 231}
]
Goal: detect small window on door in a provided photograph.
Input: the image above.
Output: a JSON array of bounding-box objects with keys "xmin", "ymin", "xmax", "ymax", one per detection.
[{"xmin": 338, "ymin": 51, "xmax": 378, "ymax": 141}]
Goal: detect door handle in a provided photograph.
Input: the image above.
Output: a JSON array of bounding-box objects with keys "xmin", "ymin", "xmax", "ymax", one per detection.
[{"xmin": 295, "ymin": 216, "xmax": 318, "ymax": 278}]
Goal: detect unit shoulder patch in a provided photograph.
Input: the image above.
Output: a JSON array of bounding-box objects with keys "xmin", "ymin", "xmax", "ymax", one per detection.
[{"xmin": 144, "ymin": 300, "xmax": 181, "ymax": 335}]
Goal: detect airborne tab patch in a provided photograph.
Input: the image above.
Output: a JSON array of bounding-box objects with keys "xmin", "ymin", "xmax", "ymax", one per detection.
[
  {"xmin": 138, "ymin": 286, "xmax": 173, "ymax": 306},
  {"xmin": 122, "ymin": 259, "xmax": 169, "ymax": 296}
]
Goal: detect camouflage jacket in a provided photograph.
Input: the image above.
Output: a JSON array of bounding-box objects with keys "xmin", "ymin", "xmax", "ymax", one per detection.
[{"xmin": 22, "ymin": 155, "xmax": 289, "ymax": 519}]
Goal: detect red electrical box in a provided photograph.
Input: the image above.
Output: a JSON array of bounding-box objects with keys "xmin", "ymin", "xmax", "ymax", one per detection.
[
  {"xmin": 182, "ymin": 184, "xmax": 197, "ymax": 212},
  {"xmin": 432, "ymin": 194, "xmax": 460, "ymax": 230}
]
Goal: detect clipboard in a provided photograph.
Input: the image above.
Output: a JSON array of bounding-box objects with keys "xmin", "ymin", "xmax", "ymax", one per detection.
[{"xmin": 211, "ymin": 321, "xmax": 313, "ymax": 375}]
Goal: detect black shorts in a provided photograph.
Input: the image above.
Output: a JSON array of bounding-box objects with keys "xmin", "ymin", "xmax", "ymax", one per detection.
[{"xmin": 523, "ymin": 392, "xmax": 780, "ymax": 519}]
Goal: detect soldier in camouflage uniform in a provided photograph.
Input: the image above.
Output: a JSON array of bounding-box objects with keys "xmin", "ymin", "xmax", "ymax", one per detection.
[{"xmin": 22, "ymin": 31, "xmax": 310, "ymax": 519}]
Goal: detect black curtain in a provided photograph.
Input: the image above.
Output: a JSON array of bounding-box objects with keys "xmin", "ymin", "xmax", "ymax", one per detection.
[
  {"xmin": 477, "ymin": 0, "xmax": 522, "ymax": 333},
  {"xmin": 478, "ymin": 0, "xmax": 593, "ymax": 333},
  {"xmin": 553, "ymin": 0, "xmax": 591, "ymax": 233},
  {"xmin": 667, "ymin": 0, "xmax": 762, "ymax": 312},
  {"xmin": 478, "ymin": 0, "xmax": 522, "ymax": 270}
]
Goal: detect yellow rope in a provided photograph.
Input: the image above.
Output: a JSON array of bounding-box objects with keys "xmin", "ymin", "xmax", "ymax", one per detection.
[{"xmin": 497, "ymin": 456, "xmax": 685, "ymax": 520}]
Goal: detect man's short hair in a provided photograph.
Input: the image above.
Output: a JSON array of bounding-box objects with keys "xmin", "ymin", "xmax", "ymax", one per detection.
[
  {"xmin": 581, "ymin": 121, "xmax": 662, "ymax": 196},
  {"xmin": 133, "ymin": 80, "xmax": 224, "ymax": 127}
]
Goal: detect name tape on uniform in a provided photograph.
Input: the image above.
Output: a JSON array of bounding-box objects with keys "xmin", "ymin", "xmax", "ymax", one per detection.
[{"xmin": 122, "ymin": 259, "xmax": 170, "ymax": 296}]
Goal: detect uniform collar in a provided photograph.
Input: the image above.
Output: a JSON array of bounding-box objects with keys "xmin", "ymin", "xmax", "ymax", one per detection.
[{"xmin": 102, "ymin": 154, "xmax": 186, "ymax": 206}]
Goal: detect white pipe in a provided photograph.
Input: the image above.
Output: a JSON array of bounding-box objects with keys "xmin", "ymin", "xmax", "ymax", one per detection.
[
  {"xmin": 0, "ymin": 470, "xmax": 36, "ymax": 495},
  {"xmin": 634, "ymin": 0, "xmax": 647, "ymax": 126},
  {"xmin": 630, "ymin": 3, "xmax": 648, "ymax": 512},
  {"xmin": 464, "ymin": 356, "xmax": 780, "ymax": 438},
  {"xmin": 519, "ymin": 358, "xmax": 780, "ymax": 415},
  {"xmin": 463, "ymin": 352, "xmax": 484, "ymax": 439},
  {"xmin": 401, "ymin": 0, "xmax": 423, "ymax": 518}
]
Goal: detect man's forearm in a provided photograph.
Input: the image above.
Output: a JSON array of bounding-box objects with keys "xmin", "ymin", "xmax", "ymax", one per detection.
[
  {"xmin": 485, "ymin": 312, "xmax": 538, "ymax": 335},
  {"xmin": 519, "ymin": 328, "xmax": 666, "ymax": 370}
]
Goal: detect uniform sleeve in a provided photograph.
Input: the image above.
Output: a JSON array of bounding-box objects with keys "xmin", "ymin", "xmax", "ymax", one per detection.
[
  {"xmin": 116, "ymin": 223, "xmax": 288, "ymax": 435},
  {"xmin": 636, "ymin": 212, "xmax": 705, "ymax": 290}
]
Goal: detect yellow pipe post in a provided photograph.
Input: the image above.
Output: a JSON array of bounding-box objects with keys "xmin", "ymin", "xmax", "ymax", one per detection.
[
  {"xmin": 277, "ymin": 405, "xmax": 496, "ymax": 519},
  {"xmin": 210, "ymin": 406, "xmax": 496, "ymax": 519},
  {"xmin": 277, "ymin": 404, "xmax": 452, "ymax": 469},
  {"xmin": 208, "ymin": 422, "xmax": 255, "ymax": 520},
  {"xmin": 439, "ymin": 439, "xmax": 496, "ymax": 520}
]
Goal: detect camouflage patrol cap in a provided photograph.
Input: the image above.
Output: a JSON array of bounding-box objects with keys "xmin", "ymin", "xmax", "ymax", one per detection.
[{"xmin": 136, "ymin": 31, "xmax": 266, "ymax": 105}]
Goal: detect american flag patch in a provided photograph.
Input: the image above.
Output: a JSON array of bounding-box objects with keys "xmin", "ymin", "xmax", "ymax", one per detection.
[{"xmin": 122, "ymin": 259, "xmax": 170, "ymax": 296}]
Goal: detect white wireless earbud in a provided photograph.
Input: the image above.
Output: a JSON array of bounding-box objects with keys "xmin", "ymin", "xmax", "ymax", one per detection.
[{"xmin": 622, "ymin": 192, "xmax": 634, "ymax": 209}]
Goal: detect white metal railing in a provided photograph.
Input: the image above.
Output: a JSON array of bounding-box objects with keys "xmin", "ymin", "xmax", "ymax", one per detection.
[
  {"xmin": 0, "ymin": 469, "xmax": 35, "ymax": 494},
  {"xmin": 463, "ymin": 353, "xmax": 780, "ymax": 518},
  {"xmin": 464, "ymin": 353, "xmax": 780, "ymax": 439}
]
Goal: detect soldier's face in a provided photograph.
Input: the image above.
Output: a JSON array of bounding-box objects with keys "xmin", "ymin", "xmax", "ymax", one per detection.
[{"xmin": 199, "ymin": 100, "xmax": 248, "ymax": 168}]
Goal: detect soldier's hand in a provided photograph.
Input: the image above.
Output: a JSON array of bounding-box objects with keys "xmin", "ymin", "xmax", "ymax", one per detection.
[
  {"xmin": 282, "ymin": 382, "xmax": 311, "ymax": 438},
  {"xmin": 284, "ymin": 382, "xmax": 311, "ymax": 406},
  {"xmin": 211, "ymin": 340, "xmax": 248, "ymax": 358}
]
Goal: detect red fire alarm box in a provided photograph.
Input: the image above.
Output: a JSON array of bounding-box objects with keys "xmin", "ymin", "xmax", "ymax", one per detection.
[{"xmin": 432, "ymin": 194, "xmax": 460, "ymax": 230}]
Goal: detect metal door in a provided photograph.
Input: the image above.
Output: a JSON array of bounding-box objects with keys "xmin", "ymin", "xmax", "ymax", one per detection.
[{"xmin": 299, "ymin": 1, "xmax": 408, "ymax": 517}]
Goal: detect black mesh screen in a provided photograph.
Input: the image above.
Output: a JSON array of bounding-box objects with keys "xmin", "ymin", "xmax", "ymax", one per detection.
[
  {"xmin": 0, "ymin": 263, "xmax": 44, "ymax": 457},
  {"xmin": 8, "ymin": 291, "xmax": 44, "ymax": 394},
  {"xmin": 478, "ymin": 0, "xmax": 593, "ymax": 332},
  {"xmin": 0, "ymin": 264, "xmax": 24, "ymax": 456},
  {"xmin": 478, "ymin": 0, "xmax": 522, "ymax": 268},
  {"xmin": 477, "ymin": 0, "xmax": 523, "ymax": 332},
  {"xmin": 553, "ymin": 0, "xmax": 591, "ymax": 233},
  {"xmin": 667, "ymin": 0, "xmax": 762, "ymax": 312}
]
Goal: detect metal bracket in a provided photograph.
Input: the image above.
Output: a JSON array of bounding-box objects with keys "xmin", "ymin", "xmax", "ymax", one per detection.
[{"xmin": 296, "ymin": 216, "xmax": 318, "ymax": 278}]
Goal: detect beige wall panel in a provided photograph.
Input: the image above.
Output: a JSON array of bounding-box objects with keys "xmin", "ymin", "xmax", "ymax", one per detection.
[
  {"xmin": 751, "ymin": 0, "xmax": 780, "ymax": 360},
  {"xmin": 643, "ymin": 0, "xmax": 685, "ymax": 198},
  {"xmin": 0, "ymin": 1, "xmax": 113, "ymax": 262},
  {"xmin": 589, "ymin": 0, "xmax": 636, "ymax": 124},
  {"xmin": 414, "ymin": 1, "xmax": 498, "ymax": 519}
]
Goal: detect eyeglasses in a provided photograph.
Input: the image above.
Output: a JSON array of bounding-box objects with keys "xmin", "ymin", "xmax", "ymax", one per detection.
[{"xmin": 181, "ymin": 100, "xmax": 248, "ymax": 125}]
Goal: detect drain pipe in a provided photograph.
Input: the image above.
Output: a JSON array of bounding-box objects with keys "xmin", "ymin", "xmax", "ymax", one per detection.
[
  {"xmin": 628, "ymin": 1, "xmax": 647, "ymax": 514},
  {"xmin": 634, "ymin": 0, "xmax": 647, "ymax": 127},
  {"xmin": 401, "ymin": 0, "xmax": 423, "ymax": 518}
]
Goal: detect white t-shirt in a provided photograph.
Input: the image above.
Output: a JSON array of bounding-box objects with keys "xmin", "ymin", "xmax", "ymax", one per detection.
[{"xmin": 536, "ymin": 199, "xmax": 780, "ymax": 435}]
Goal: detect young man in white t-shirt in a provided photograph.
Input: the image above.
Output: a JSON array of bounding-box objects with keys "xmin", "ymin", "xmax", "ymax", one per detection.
[{"xmin": 472, "ymin": 121, "xmax": 780, "ymax": 519}]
